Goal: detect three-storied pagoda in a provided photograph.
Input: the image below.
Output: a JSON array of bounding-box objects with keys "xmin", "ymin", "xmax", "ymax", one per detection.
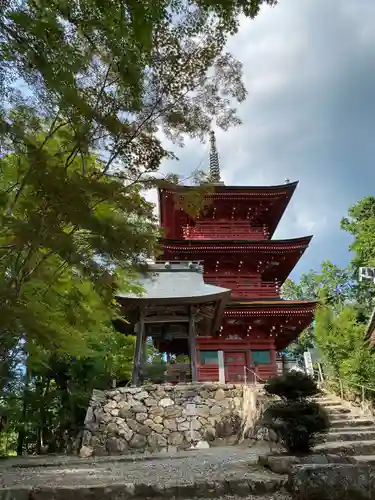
[{"xmin": 158, "ymin": 131, "xmax": 316, "ymax": 382}]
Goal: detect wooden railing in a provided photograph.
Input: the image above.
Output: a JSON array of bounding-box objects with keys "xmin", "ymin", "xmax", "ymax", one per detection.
[
  {"xmin": 315, "ymin": 368, "xmax": 375, "ymax": 417},
  {"xmin": 197, "ymin": 365, "xmax": 276, "ymax": 383},
  {"xmin": 182, "ymin": 222, "xmax": 269, "ymax": 240},
  {"xmin": 204, "ymin": 278, "xmax": 279, "ymax": 299}
]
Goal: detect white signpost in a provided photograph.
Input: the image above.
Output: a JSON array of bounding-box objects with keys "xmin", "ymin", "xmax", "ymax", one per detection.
[
  {"xmin": 303, "ymin": 351, "xmax": 314, "ymax": 377},
  {"xmin": 359, "ymin": 267, "xmax": 375, "ymax": 283}
]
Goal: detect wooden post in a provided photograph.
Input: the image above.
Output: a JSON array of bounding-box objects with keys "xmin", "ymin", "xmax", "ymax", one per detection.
[
  {"xmin": 317, "ymin": 362, "xmax": 324, "ymax": 383},
  {"xmin": 361, "ymin": 385, "xmax": 365, "ymax": 411},
  {"xmin": 339, "ymin": 378, "xmax": 344, "ymax": 400},
  {"xmin": 188, "ymin": 307, "xmax": 198, "ymax": 383},
  {"xmin": 142, "ymin": 332, "xmax": 148, "ymax": 382},
  {"xmin": 131, "ymin": 310, "xmax": 145, "ymax": 387}
]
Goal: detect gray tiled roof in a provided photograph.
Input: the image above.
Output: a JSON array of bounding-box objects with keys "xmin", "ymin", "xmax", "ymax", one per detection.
[{"xmin": 117, "ymin": 262, "xmax": 230, "ymax": 301}]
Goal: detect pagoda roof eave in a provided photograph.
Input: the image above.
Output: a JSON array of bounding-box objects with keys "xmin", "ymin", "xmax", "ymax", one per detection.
[
  {"xmin": 116, "ymin": 290, "xmax": 230, "ymax": 307},
  {"xmin": 158, "ymin": 182, "xmax": 299, "ymax": 238},
  {"xmin": 223, "ymin": 299, "xmax": 316, "ymax": 351},
  {"xmin": 161, "ymin": 235, "xmax": 313, "ymax": 250},
  {"xmin": 227, "ymin": 299, "xmax": 318, "ymax": 307},
  {"xmin": 158, "ymin": 180, "xmax": 299, "ymax": 194}
]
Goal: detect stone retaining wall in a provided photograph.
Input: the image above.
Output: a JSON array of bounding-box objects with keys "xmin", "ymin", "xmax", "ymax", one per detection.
[{"xmin": 81, "ymin": 383, "xmax": 264, "ymax": 456}]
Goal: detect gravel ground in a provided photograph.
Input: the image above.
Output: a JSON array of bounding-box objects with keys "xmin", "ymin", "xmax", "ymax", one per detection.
[{"xmin": 0, "ymin": 445, "xmax": 278, "ymax": 489}]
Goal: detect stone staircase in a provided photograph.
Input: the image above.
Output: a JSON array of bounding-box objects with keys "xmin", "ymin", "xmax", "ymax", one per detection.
[{"xmin": 314, "ymin": 393, "xmax": 375, "ymax": 463}]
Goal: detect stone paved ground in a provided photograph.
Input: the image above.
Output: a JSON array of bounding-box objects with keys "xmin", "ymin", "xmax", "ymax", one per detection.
[
  {"xmin": 0, "ymin": 444, "xmax": 269, "ymax": 488},
  {"xmin": 0, "ymin": 444, "xmax": 290, "ymax": 498}
]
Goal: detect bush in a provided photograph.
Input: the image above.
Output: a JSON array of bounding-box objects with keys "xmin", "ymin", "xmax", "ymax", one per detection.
[
  {"xmin": 263, "ymin": 372, "xmax": 330, "ymax": 454},
  {"xmin": 265, "ymin": 371, "xmax": 321, "ymax": 400}
]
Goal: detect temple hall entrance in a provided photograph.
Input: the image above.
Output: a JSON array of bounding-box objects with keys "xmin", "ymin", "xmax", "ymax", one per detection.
[{"xmin": 224, "ymin": 351, "xmax": 246, "ymax": 382}]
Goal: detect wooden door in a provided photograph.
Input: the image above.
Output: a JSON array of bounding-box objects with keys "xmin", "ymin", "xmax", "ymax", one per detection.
[{"xmin": 225, "ymin": 352, "xmax": 246, "ymax": 382}]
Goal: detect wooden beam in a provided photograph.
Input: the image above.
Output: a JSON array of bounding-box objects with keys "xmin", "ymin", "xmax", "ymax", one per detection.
[
  {"xmin": 143, "ymin": 315, "xmax": 190, "ymax": 323},
  {"xmin": 131, "ymin": 310, "xmax": 145, "ymax": 387},
  {"xmin": 188, "ymin": 307, "xmax": 198, "ymax": 383}
]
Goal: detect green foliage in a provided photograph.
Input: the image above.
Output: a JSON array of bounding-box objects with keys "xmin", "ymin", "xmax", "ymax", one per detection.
[
  {"xmin": 0, "ymin": 330, "xmax": 136, "ymax": 456},
  {"xmin": 282, "ymin": 261, "xmax": 357, "ymax": 358},
  {"xmin": 263, "ymin": 372, "xmax": 329, "ymax": 454},
  {"xmin": 283, "ymin": 194, "xmax": 375, "ymax": 395},
  {"xmin": 0, "ymin": 0, "xmax": 277, "ymax": 180},
  {"xmin": 314, "ymin": 304, "xmax": 375, "ymax": 385},
  {"xmin": 263, "ymin": 400, "xmax": 329, "ymax": 454},
  {"xmin": 341, "ymin": 196, "xmax": 375, "ymax": 312},
  {"xmin": 265, "ymin": 371, "xmax": 320, "ymax": 401}
]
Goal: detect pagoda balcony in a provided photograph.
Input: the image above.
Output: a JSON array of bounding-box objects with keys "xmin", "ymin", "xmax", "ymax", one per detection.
[
  {"xmin": 182, "ymin": 222, "xmax": 269, "ymax": 240},
  {"xmin": 204, "ymin": 278, "xmax": 279, "ymax": 299}
]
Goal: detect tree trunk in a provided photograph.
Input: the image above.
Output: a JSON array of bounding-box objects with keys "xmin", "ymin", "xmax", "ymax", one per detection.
[{"xmin": 17, "ymin": 367, "xmax": 30, "ymax": 456}]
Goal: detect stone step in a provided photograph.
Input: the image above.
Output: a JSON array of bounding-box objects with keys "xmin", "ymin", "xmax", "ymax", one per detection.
[
  {"xmin": 326, "ymin": 407, "xmax": 352, "ymax": 414},
  {"xmin": 0, "ymin": 470, "xmax": 289, "ymax": 499},
  {"xmin": 330, "ymin": 418, "xmax": 375, "ymax": 428},
  {"xmin": 315, "ymin": 439, "xmax": 375, "ymax": 455},
  {"xmin": 316, "ymin": 400, "xmax": 345, "ymax": 407},
  {"xmin": 329, "ymin": 425, "xmax": 375, "ymax": 433},
  {"xmin": 325, "ymin": 430, "xmax": 375, "ymax": 442},
  {"xmin": 353, "ymin": 455, "xmax": 375, "ymax": 465}
]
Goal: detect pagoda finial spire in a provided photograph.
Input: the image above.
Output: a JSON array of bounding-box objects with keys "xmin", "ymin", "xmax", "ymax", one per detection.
[{"xmin": 209, "ymin": 130, "xmax": 223, "ymax": 184}]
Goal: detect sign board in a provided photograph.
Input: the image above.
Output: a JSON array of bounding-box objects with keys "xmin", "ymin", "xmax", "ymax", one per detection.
[
  {"xmin": 303, "ymin": 351, "xmax": 314, "ymax": 377},
  {"xmin": 359, "ymin": 267, "xmax": 375, "ymax": 283}
]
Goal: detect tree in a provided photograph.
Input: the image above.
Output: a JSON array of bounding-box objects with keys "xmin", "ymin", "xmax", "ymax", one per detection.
[
  {"xmin": 0, "ymin": 125, "xmax": 155, "ymax": 387},
  {"xmin": 280, "ymin": 196, "xmax": 375, "ymax": 394},
  {"xmin": 0, "ymin": 0, "xmax": 277, "ymax": 181},
  {"xmin": 281, "ymin": 261, "xmax": 354, "ymax": 358},
  {"xmin": 341, "ymin": 196, "xmax": 375, "ymax": 314},
  {"xmin": 0, "ymin": 266, "xmax": 137, "ymax": 456},
  {"xmin": 263, "ymin": 372, "xmax": 329, "ymax": 454},
  {"xmin": 314, "ymin": 303, "xmax": 375, "ymax": 386},
  {"xmin": 282, "ymin": 261, "xmax": 354, "ymax": 308}
]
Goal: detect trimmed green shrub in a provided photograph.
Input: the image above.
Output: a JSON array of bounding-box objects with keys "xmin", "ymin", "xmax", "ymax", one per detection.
[
  {"xmin": 265, "ymin": 371, "xmax": 321, "ymax": 400},
  {"xmin": 263, "ymin": 372, "xmax": 330, "ymax": 454}
]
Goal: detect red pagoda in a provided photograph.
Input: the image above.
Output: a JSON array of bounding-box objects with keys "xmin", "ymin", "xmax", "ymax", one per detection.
[{"xmin": 158, "ymin": 132, "xmax": 316, "ymax": 383}]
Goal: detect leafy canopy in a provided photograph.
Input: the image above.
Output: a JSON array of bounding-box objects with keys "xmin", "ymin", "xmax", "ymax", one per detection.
[
  {"xmin": 0, "ymin": 0, "xmax": 277, "ymax": 182},
  {"xmin": 282, "ymin": 194, "xmax": 375, "ymax": 388},
  {"xmin": 0, "ymin": 0, "xmax": 279, "ymax": 455}
]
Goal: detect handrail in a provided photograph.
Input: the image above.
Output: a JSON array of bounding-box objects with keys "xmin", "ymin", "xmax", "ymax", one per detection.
[
  {"xmin": 314, "ymin": 367, "xmax": 375, "ymax": 414},
  {"xmin": 243, "ymin": 365, "xmax": 265, "ymax": 385}
]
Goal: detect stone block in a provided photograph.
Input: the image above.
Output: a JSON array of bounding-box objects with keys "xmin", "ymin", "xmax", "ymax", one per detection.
[
  {"xmin": 79, "ymin": 445, "xmax": 93, "ymax": 458},
  {"xmin": 159, "ymin": 398, "xmax": 174, "ymax": 407},
  {"xmin": 105, "ymin": 437, "xmax": 128, "ymax": 454},
  {"xmin": 133, "ymin": 390, "xmax": 149, "ymax": 400},
  {"xmin": 168, "ymin": 431, "xmax": 184, "ymax": 445},
  {"xmin": 164, "ymin": 406, "xmax": 181, "ymax": 418},
  {"xmin": 82, "ymin": 383, "xmax": 263, "ymax": 455},
  {"xmin": 289, "ymin": 464, "xmax": 375, "ymax": 500},
  {"xmin": 215, "ymin": 388, "xmax": 226, "ymax": 401},
  {"xmin": 137, "ymin": 425, "xmax": 152, "ymax": 436},
  {"xmin": 135, "ymin": 412, "xmax": 148, "ymax": 423},
  {"xmin": 131, "ymin": 403, "xmax": 147, "ymax": 413},
  {"xmin": 260, "ymin": 453, "xmax": 357, "ymax": 475},
  {"xmin": 129, "ymin": 433, "xmax": 147, "ymax": 449}
]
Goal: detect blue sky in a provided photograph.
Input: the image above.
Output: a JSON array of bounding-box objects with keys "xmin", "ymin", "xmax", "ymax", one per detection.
[{"xmin": 147, "ymin": 0, "xmax": 375, "ymax": 281}]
